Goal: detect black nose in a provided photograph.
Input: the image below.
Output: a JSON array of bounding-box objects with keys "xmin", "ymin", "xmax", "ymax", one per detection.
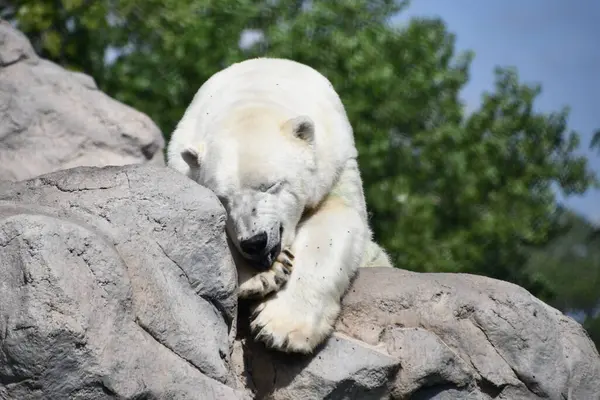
[{"xmin": 240, "ymin": 232, "xmax": 268, "ymax": 257}]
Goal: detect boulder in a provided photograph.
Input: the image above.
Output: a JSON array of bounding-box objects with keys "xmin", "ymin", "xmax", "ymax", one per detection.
[
  {"xmin": 1, "ymin": 164, "xmax": 598, "ymax": 400},
  {"xmin": 0, "ymin": 20, "xmax": 165, "ymax": 182},
  {"xmin": 237, "ymin": 269, "xmax": 600, "ymax": 400},
  {"xmin": 0, "ymin": 164, "xmax": 250, "ymax": 399}
]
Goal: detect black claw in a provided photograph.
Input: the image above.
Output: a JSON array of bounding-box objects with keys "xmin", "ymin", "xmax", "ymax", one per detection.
[
  {"xmin": 264, "ymin": 335, "xmax": 274, "ymax": 347},
  {"xmin": 281, "ymin": 258, "xmax": 293, "ymax": 267},
  {"xmin": 251, "ymin": 323, "xmax": 264, "ymax": 335},
  {"xmin": 283, "ymin": 249, "xmax": 295, "ymax": 260}
]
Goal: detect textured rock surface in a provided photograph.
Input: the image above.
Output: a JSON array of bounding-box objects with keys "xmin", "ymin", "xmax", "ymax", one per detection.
[
  {"xmin": 237, "ymin": 268, "xmax": 600, "ymax": 399},
  {"xmin": 0, "ymin": 164, "xmax": 250, "ymax": 399},
  {"xmin": 0, "ymin": 164, "xmax": 598, "ymax": 400},
  {"xmin": 0, "ymin": 20, "xmax": 165, "ymax": 182}
]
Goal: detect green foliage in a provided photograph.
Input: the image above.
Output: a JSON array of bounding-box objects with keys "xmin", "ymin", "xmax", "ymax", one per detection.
[
  {"xmin": 528, "ymin": 210, "xmax": 600, "ymax": 314},
  {"xmin": 8, "ymin": 0, "xmax": 599, "ymax": 301},
  {"xmin": 584, "ymin": 315, "xmax": 600, "ymax": 352},
  {"xmin": 526, "ymin": 209, "xmax": 600, "ymax": 350}
]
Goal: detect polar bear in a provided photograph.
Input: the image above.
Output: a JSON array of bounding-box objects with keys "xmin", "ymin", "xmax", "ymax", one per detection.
[{"xmin": 166, "ymin": 57, "xmax": 392, "ymax": 353}]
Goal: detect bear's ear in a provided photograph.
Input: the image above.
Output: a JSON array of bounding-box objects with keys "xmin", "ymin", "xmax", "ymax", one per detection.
[
  {"xmin": 283, "ymin": 116, "xmax": 315, "ymax": 143},
  {"xmin": 181, "ymin": 145, "xmax": 202, "ymax": 169}
]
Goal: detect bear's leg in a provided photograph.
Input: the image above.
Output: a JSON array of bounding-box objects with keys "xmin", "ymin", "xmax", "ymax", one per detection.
[{"xmin": 249, "ymin": 166, "xmax": 368, "ymax": 353}]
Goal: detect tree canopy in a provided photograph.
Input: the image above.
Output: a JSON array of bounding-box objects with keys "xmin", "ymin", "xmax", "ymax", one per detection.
[{"xmin": 6, "ymin": 0, "xmax": 599, "ymax": 348}]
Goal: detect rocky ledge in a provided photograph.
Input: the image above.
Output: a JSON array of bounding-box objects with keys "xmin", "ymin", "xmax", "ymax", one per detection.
[{"xmin": 0, "ymin": 164, "xmax": 598, "ymax": 400}]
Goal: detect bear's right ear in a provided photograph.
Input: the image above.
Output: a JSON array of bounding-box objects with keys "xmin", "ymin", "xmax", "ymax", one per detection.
[
  {"xmin": 181, "ymin": 146, "xmax": 202, "ymax": 169},
  {"xmin": 283, "ymin": 116, "xmax": 315, "ymax": 143}
]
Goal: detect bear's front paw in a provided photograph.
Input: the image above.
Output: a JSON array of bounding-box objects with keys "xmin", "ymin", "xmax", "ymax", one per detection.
[
  {"xmin": 249, "ymin": 291, "xmax": 339, "ymax": 354},
  {"xmin": 237, "ymin": 249, "xmax": 294, "ymax": 299}
]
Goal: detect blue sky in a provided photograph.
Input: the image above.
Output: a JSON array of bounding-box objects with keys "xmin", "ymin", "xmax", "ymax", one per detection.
[{"xmin": 393, "ymin": 0, "xmax": 600, "ymax": 223}]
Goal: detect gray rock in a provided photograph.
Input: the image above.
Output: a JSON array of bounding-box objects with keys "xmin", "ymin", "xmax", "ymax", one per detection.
[
  {"xmin": 1, "ymin": 162, "xmax": 598, "ymax": 400},
  {"xmin": 238, "ymin": 268, "xmax": 600, "ymax": 399},
  {"xmin": 234, "ymin": 332, "xmax": 399, "ymax": 400},
  {"xmin": 0, "ymin": 20, "xmax": 38, "ymax": 66},
  {"xmin": 0, "ymin": 21, "xmax": 165, "ymax": 182},
  {"xmin": 0, "ymin": 164, "xmax": 250, "ymax": 399}
]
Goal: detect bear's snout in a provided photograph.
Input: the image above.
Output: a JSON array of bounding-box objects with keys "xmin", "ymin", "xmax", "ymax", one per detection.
[
  {"xmin": 239, "ymin": 231, "xmax": 282, "ymax": 271},
  {"xmin": 240, "ymin": 232, "xmax": 268, "ymax": 256}
]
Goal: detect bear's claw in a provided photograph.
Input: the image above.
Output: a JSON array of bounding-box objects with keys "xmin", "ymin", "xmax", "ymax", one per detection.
[
  {"xmin": 237, "ymin": 248, "xmax": 294, "ymax": 299},
  {"xmin": 278, "ymin": 249, "xmax": 294, "ymax": 268}
]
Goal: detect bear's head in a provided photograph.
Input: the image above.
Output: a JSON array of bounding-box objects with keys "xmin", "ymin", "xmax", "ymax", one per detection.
[{"xmin": 181, "ymin": 113, "xmax": 317, "ymax": 271}]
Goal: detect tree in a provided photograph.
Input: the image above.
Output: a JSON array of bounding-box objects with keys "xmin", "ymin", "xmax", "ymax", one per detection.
[
  {"xmin": 8, "ymin": 0, "xmax": 598, "ymax": 296},
  {"xmin": 584, "ymin": 316, "xmax": 600, "ymax": 352},
  {"xmin": 526, "ymin": 209, "xmax": 600, "ymax": 350}
]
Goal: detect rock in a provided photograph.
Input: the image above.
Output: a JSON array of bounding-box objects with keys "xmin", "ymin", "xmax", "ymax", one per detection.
[
  {"xmin": 0, "ymin": 164, "xmax": 250, "ymax": 399},
  {"xmin": 236, "ymin": 332, "xmax": 400, "ymax": 400},
  {"xmin": 0, "ymin": 20, "xmax": 38, "ymax": 66},
  {"xmin": 1, "ymin": 163, "xmax": 598, "ymax": 400},
  {"xmin": 0, "ymin": 20, "xmax": 165, "ymax": 182},
  {"xmin": 237, "ymin": 268, "xmax": 600, "ymax": 399}
]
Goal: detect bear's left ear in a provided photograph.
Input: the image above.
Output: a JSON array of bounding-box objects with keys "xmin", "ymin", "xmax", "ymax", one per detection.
[
  {"xmin": 283, "ymin": 115, "xmax": 315, "ymax": 143},
  {"xmin": 181, "ymin": 144, "xmax": 204, "ymax": 169}
]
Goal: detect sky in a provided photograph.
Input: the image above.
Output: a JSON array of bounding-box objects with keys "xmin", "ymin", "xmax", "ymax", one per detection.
[{"xmin": 393, "ymin": 0, "xmax": 600, "ymax": 223}]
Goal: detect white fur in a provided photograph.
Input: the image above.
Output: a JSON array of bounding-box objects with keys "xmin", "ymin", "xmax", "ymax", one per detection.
[{"xmin": 167, "ymin": 57, "xmax": 392, "ymax": 353}]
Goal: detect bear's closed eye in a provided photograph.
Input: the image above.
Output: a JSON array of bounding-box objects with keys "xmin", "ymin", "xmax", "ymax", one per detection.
[{"xmin": 257, "ymin": 181, "xmax": 283, "ymax": 193}]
